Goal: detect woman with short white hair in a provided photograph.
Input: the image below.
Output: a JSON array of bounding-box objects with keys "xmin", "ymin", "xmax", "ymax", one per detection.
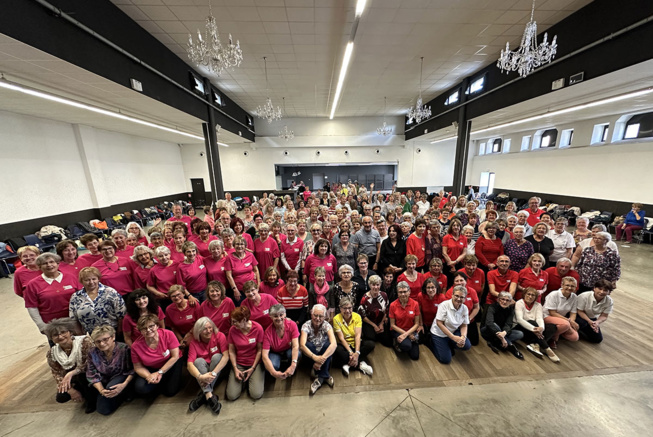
[{"xmin": 575, "ymin": 232, "xmax": 621, "ymax": 292}]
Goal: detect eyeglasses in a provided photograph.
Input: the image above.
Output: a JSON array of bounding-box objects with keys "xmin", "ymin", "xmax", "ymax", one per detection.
[
  {"xmin": 94, "ymin": 336, "xmax": 112, "ymax": 345},
  {"xmin": 145, "ymin": 324, "xmax": 158, "ymax": 331}
]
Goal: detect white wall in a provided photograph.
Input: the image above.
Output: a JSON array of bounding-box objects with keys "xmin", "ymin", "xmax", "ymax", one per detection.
[
  {"xmin": 0, "ymin": 110, "xmax": 187, "ymax": 225},
  {"xmin": 466, "ymin": 114, "xmax": 653, "ymax": 204}
]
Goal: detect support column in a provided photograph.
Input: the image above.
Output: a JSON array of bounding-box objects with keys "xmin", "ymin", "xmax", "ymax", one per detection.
[
  {"xmin": 451, "ymin": 107, "xmax": 471, "ymax": 196},
  {"xmin": 202, "ymin": 111, "xmax": 225, "ymax": 204}
]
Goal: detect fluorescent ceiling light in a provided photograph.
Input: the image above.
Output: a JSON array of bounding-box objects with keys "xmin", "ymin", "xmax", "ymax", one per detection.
[
  {"xmin": 472, "ymin": 88, "xmax": 653, "ymax": 135},
  {"xmin": 0, "ymin": 78, "xmax": 211, "ymax": 142},
  {"xmin": 329, "ymin": 42, "xmax": 354, "ymax": 120},
  {"xmin": 355, "ymin": 0, "xmax": 367, "ymax": 17},
  {"xmin": 430, "ymin": 136, "xmax": 457, "ymax": 144}
]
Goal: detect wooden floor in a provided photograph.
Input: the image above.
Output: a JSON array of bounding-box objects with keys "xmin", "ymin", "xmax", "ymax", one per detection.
[{"xmin": 2, "ymin": 289, "xmax": 653, "ymax": 414}]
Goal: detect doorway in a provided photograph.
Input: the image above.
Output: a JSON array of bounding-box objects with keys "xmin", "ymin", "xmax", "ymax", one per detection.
[
  {"xmin": 312, "ymin": 173, "xmax": 325, "ymax": 190},
  {"xmin": 190, "ymin": 178, "xmax": 206, "ymax": 207}
]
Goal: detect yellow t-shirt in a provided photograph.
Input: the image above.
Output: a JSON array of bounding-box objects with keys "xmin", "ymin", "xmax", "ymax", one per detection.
[{"xmin": 333, "ymin": 312, "xmax": 362, "ymax": 348}]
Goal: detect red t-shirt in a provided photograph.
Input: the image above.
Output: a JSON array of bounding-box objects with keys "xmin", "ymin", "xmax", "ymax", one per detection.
[
  {"xmin": 422, "ymin": 272, "xmax": 447, "ymax": 291},
  {"xmin": 167, "ymin": 215, "xmax": 192, "ymax": 233},
  {"xmin": 254, "ymin": 237, "xmax": 280, "ymax": 275},
  {"xmin": 517, "ymin": 268, "xmax": 549, "ymax": 301},
  {"xmin": 228, "ymin": 322, "xmax": 264, "ymax": 367},
  {"xmin": 486, "ymin": 269, "xmax": 519, "ymax": 304},
  {"xmin": 241, "ymin": 294, "xmax": 277, "ymax": 330},
  {"xmin": 92, "ymin": 258, "xmax": 135, "ymax": 295},
  {"xmin": 522, "ymin": 208, "xmax": 544, "ymax": 227},
  {"xmin": 24, "ymin": 274, "xmax": 81, "ymax": 323},
  {"xmin": 225, "ymin": 252, "xmax": 258, "ymax": 290},
  {"xmin": 458, "ymin": 267, "xmax": 485, "ymax": 296},
  {"xmin": 445, "ymin": 286, "xmax": 479, "ymax": 317},
  {"xmin": 543, "ymin": 267, "xmax": 579, "ymax": 301},
  {"xmin": 417, "ymin": 292, "xmax": 448, "ymax": 328},
  {"xmin": 170, "ymin": 248, "xmax": 185, "ymax": 264},
  {"xmin": 389, "ymin": 298, "xmax": 420, "ymax": 331},
  {"xmin": 122, "ymin": 307, "xmax": 165, "ymax": 343},
  {"xmin": 304, "ymin": 254, "xmax": 337, "ymax": 284},
  {"xmin": 442, "ymin": 234, "xmax": 468, "ymax": 262},
  {"xmin": 205, "ymin": 256, "xmax": 228, "ymax": 285},
  {"xmin": 262, "ymin": 319, "xmax": 299, "ymax": 353},
  {"xmin": 131, "ymin": 328, "xmax": 179, "ymax": 369},
  {"xmin": 13, "ymin": 266, "xmax": 42, "ymax": 298},
  {"xmin": 176, "ymin": 256, "xmax": 208, "ymax": 294},
  {"xmin": 147, "ymin": 262, "xmax": 179, "ymax": 295},
  {"xmin": 198, "ymin": 298, "xmax": 236, "ymax": 334},
  {"xmin": 406, "ymin": 233, "xmax": 426, "ymax": 267},
  {"xmin": 58, "ymin": 261, "xmax": 81, "ymax": 281},
  {"xmin": 280, "ymin": 237, "xmax": 304, "ymax": 270},
  {"xmin": 187, "ymin": 332, "xmax": 228, "ymax": 363},
  {"xmin": 474, "ymin": 236, "xmax": 504, "ymax": 266},
  {"xmin": 77, "ymin": 253, "xmax": 103, "ymax": 269},
  {"xmin": 239, "ymin": 232, "xmax": 254, "ymax": 250},
  {"xmin": 166, "ymin": 303, "xmax": 200, "ymax": 336},
  {"xmin": 397, "ymin": 272, "xmax": 424, "ymax": 300},
  {"xmin": 259, "ymin": 279, "xmax": 285, "ymax": 300},
  {"xmin": 115, "ymin": 246, "xmax": 135, "ymax": 260}
]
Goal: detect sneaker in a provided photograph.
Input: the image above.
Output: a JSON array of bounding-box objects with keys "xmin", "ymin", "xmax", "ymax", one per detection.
[
  {"xmin": 549, "ymin": 340, "xmax": 557, "ymax": 350},
  {"xmin": 341, "ymin": 364, "xmax": 350, "ymax": 377},
  {"xmin": 487, "ymin": 341, "xmax": 500, "ymax": 354},
  {"xmin": 508, "ymin": 344, "xmax": 524, "ymax": 360},
  {"xmin": 309, "ymin": 378, "xmax": 322, "ymax": 395},
  {"xmin": 359, "ymin": 361, "xmax": 373, "ymax": 376},
  {"xmin": 325, "ymin": 376, "xmax": 335, "ymax": 388},
  {"xmin": 188, "ymin": 392, "xmax": 206, "ymax": 412},
  {"xmin": 208, "ymin": 395, "xmax": 222, "ymax": 415},
  {"xmin": 526, "ymin": 344, "xmax": 544, "ymax": 358},
  {"xmin": 545, "ymin": 348, "xmax": 560, "ymax": 363}
]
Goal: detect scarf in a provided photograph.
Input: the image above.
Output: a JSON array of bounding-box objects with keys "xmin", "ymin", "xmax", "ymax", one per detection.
[
  {"xmin": 313, "ymin": 281, "xmax": 330, "ymax": 307},
  {"xmin": 51, "ymin": 335, "xmax": 87, "ymax": 370}
]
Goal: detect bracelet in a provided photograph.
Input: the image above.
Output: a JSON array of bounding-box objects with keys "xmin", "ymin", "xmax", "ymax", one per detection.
[{"xmin": 292, "ymin": 359, "xmax": 298, "ymax": 363}]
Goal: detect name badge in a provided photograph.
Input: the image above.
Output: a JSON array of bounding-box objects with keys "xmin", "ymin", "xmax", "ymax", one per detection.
[
  {"xmin": 63, "ymin": 285, "xmax": 73, "ymax": 290},
  {"xmin": 459, "ymin": 241, "xmax": 464, "ymax": 246},
  {"xmin": 507, "ymin": 280, "xmax": 511, "ymax": 283},
  {"xmin": 199, "ymin": 265, "xmax": 205, "ymax": 270},
  {"xmin": 210, "ymin": 346, "xmax": 218, "ymax": 353},
  {"xmin": 327, "ymin": 262, "xmax": 332, "ymax": 266},
  {"xmin": 163, "ymin": 349, "xmax": 170, "ymax": 357},
  {"xmin": 539, "ymin": 278, "xmax": 544, "ymax": 282},
  {"xmin": 265, "ymin": 247, "xmax": 270, "ymax": 252},
  {"xmin": 408, "ymin": 311, "xmax": 414, "ymax": 315},
  {"xmin": 467, "ymin": 297, "xmax": 472, "ymax": 301},
  {"xmin": 263, "ymin": 309, "xmax": 269, "ymax": 315},
  {"xmin": 186, "ymin": 314, "xmax": 193, "ymax": 319},
  {"xmin": 294, "ymin": 248, "xmax": 299, "ymax": 252},
  {"xmin": 248, "ymin": 338, "xmax": 255, "ymax": 344},
  {"xmin": 222, "ymin": 313, "xmax": 229, "ymax": 318},
  {"xmin": 474, "ymin": 280, "xmax": 479, "ymax": 284},
  {"xmin": 119, "ymin": 267, "xmax": 128, "ymax": 271},
  {"xmin": 245, "ymin": 263, "xmax": 251, "ymax": 267},
  {"xmin": 173, "ymin": 270, "xmax": 177, "ymax": 275}
]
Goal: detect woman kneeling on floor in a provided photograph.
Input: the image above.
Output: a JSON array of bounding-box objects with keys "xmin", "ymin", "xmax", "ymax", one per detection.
[
  {"xmin": 332, "ymin": 297, "xmax": 375, "ymax": 377},
  {"xmin": 261, "ymin": 304, "xmax": 301, "ymax": 380},
  {"xmin": 430, "ymin": 285, "xmax": 472, "ymax": 364},
  {"xmin": 480, "ymin": 292, "xmax": 524, "ymax": 359},
  {"xmin": 226, "ymin": 307, "xmax": 265, "ymax": 401},
  {"xmin": 575, "ymin": 279, "xmax": 615, "ymax": 344}
]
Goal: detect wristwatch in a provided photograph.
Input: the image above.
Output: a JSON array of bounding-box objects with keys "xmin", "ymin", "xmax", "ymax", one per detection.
[
  {"xmin": 292, "ymin": 359, "xmax": 298, "ymax": 363},
  {"xmin": 211, "ymin": 371, "xmax": 217, "ymax": 377},
  {"xmin": 157, "ymin": 369, "xmax": 164, "ymax": 374}
]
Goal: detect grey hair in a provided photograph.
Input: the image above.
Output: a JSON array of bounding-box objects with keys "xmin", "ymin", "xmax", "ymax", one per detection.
[
  {"xmin": 516, "ymin": 210, "xmax": 530, "ymax": 218},
  {"xmin": 154, "ymin": 246, "xmax": 171, "ymax": 256},
  {"xmin": 36, "ymin": 252, "xmax": 61, "ymax": 267},
  {"xmin": 562, "ymin": 276, "xmax": 578, "ymax": 287},
  {"xmin": 90, "ymin": 325, "xmax": 116, "ymax": 342},
  {"xmin": 462, "ymin": 225, "xmax": 474, "ymax": 233},
  {"xmin": 368, "ymin": 274, "xmax": 382, "ymax": 286},
  {"xmin": 269, "ymin": 304, "xmax": 286, "ymax": 317},
  {"xmin": 396, "ymin": 281, "xmax": 410, "ymax": 292},
  {"xmin": 311, "ymin": 304, "xmax": 327, "ymax": 315},
  {"xmin": 592, "ymin": 224, "xmax": 607, "ymax": 232},
  {"xmin": 192, "ymin": 317, "xmax": 218, "ymax": 341},
  {"xmin": 208, "ymin": 239, "xmax": 224, "ymax": 251},
  {"xmin": 513, "ymin": 225, "xmax": 526, "ymax": 232},
  {"xmin": 338, "ymin": 296, "xmax": 353, "ymax": 308},
  {"xmin": 111, "ymin": 229, "xmax": 128, "ymax": 238},
  {"xmin": 131, "ymin": 245, "xmax": 154, "ymax": 264},
  {"xmin": 556, "ymin": 257, "xmax": 572, "ymax": 266},
  {"xmin": 596, "ymin": 231, "xmax": 612, "ymax": 242},
  {"xmin": 221, "ymin": 228, "xmax": 235, "ymax": 238},
  {"xmin": 498, "ymin": 291, "xmax": 512, "ymax": 301},
  {"xmin": 576, "ymin": 217, "xmax": 590, "ymax": 224},
  {"xmin": 452, "ymin": 285, "xmax": 468, "ymax": 298},
  {"xmin": 338, "ymin": 264, "xmax": 354, "ymax": 275},
  {"xmin": 44, "ymin": 317, "xmax": 78, "ymax": 341}
]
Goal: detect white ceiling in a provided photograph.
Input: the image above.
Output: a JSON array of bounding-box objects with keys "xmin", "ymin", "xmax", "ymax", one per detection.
[
  {"xmin": 110, "ymin": 0, "xmax": 592, "ymax": 118},
  {"xmin": 0, "ymin": 33, "xmax": 247, "ymax": 145}
]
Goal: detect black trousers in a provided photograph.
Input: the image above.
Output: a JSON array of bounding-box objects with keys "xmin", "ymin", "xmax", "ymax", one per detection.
[
  {"xmin": 467, "ymin": 318, "xmax": 479, "ymax": 346},
  {"xmin": 577, "ymin": 317, "xmax": 603, "ymax": 343},
  {"xmin": 514, "ymin": 320, "xmax": 557, "ymax": 350},
  {"xmin": 362, "ymin": 322, "xmax": 392, "ymax": 348},
  {"xmin": 134, "ymin": 359, "xmax": 184, "ymax": 398},
  {"xmin": 55, "ymin": 373, "xmax": 95, "ymax": 405},
  {"xmin": 333, "ymin": 340, "xmax": 375, "ymax": 368}
]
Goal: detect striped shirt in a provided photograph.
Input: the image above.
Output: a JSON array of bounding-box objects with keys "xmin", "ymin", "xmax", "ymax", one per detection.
[{"xmin": 276, "ymin": 285, "xmax": 309, "ymax": 310}]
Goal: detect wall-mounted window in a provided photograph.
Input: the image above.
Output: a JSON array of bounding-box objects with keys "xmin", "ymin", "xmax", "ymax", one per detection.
[
  {"xmin": 521, "ymin": 136, "xmax": 531, "ymax": 151},
  {"xmin": 624, "ymin": 112, "xmax": 653, "ymax": 139},
  {"xmin": 212, "ymin": 90, "xmax": 224, "ymax": 107},
  {"xmin": 532, "ymin": 129, "xmax": 557, "ymax": 149},
  {"xmin": 190, "ymin": 73, "xmax": 205, "ymax": 96},
  {"xmin": 479, "ymin": 142, "xmax": 486, "ymax": 155},
  {"xmin": 445, "ymin": 90, "xmax": 460, "ymax": 106},
  {"xmin": 559, "ymin": 129, "xmax": 574, "ymax": 148},
  {"xmin": 246, "ymin": 116, "xmax": 253, "ymax": 127},
  {"xmin": 465, "ymin": 74, "xmax": 486, "ymax": 95},
  {"xmin": 590, "ymin": 123, "xmax": 609, "ymax": 145},
  {"xmin": 502, "ymin": 138, "xmax": 511, "ymax": 153}
]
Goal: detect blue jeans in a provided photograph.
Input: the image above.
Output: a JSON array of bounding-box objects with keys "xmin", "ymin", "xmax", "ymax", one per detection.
[
  {"xmin": 268, "ymin": 349, "xmax": 302, "ymax": 372},
  {"xmin": 430, "ymin": 329, "xmax": 471, "ymax": 364},
  {"xmin": 190, "ymin": 289, "xmax": 206, "ymax": 303},
  {"xmin": 305, "ymin": 341, "xmax": 331, "ymax": 379},
  {"xmin": 480, "ymin": 323, "xmax": 524, "ymax": 348},
  {"xmin": 95, "ymin": 374, "xmax": 131, "ymax": 416}
]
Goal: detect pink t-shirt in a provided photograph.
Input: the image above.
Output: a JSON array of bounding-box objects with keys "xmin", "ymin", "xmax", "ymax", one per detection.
[
  {"xmin": 304, "ymin": 254, "xmax": 337, "ymax": 284},
  {"xmin": 77, "ymin": 253, "xmax": 103, "ymax": 269},
  {"xmin": 280, "ymin": 237, "xmax": 304, "ymax": 270},
  {"xmin": 241, "ymin": 294, "xmax": 277, "ymax": 330},
  {"xmin": 254, "ymin": 237, "xmax": 280, "ymax": 276},
  {"xmin": 147, "ymin": 262, "xmax": 179, "ymax": 295},
  {"xmin": 165, "ymin": 303, "xmax": 199, "ymax": 336},
  {"xmin": 122, "ymin": 307, "xmax": 166, "ymax": 343},
  {"xmin": 190, "ymin": 235, "xmax": 218, "ymax": 258},
  {"xmin": 13, "ymin": 266, "xmax": 42, "ymax": 297},
  {"xmin": 228, "ymin": 321, "xmax": 264, "ymax": 367},
  {"xmin": 115, "ymin": 246, "xmax": 135, "ymax": 260},
  {"xmin": 262, "ymin": 319, "xmax": 299, "ymax": 353},
  {"xmin": 176, "ymin": 256, "xmax": 208, "ymax": 294},
  {"xmin": 225, "ymin": 252, "xmax": 258, "ymax": 290},
  {"xmin": 240, "ymin": 232, "xmax": 254, "ymax": 250},
  {"xmin": 24, "ymin": 274, "xmax": 81, "ymax": 323},
  {"xmin": 170, "ymin": 248, "xmax": 185, "ymax": 264},
  {"xmin": 167, "ymin": 215, "xmax": 192, "ymax": 233},
  {"xmin": 131, "ymin": 328, "xmax": 180, "ymax": 369},
  {"xmin": 187, "ymin": 332, "xmax": 228, "ymax": 363},
  {"xmin": 92, "ymin": 258, "xmax": 135, "ymax": 295},
  {"xmin": 198, "ymin": 298, "xmax": 236, "ymax": 334},
  {"xmin": 259, "ymin": 279, "xmax": 285, "ymax": 300},
  {"xmin": 58, "ymin": 261, "xmax": 81, "ymax": 281},
  {"xmin": 133, "ymin": 265, "xmax": 153, "ymax": 289},
  {"xmin": 205, "ymin": 255, "xmax": 228, "ymax": 285}
]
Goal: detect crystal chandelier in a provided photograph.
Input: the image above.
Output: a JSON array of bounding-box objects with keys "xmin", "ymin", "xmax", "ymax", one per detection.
[
  {"xmin": 256, "ymin": 57, "xmax": 282, "ymax": 123},
  {"xmin": 377, "ymin": 96, "xmax": 393, "ymax": 136},
  {"xmin": 497, "ymin": 0, "xmax": 557, "ymax": 78},
  {"xmin": 187, "ymin": 2, "xmax": 243, "ymax": 76},
  {"xmin": 278, "ymin": 97, "xmax": 294, "ymax": 141},
  {"xmin": 407, "ymin": 57, "xmax": 431, "ymax": 124}
]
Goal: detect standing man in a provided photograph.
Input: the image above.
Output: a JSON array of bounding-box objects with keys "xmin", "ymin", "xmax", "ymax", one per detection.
[
  {"xmin": 352, "ymin": 216, "xmax": 381, "ymax": 272},
  {"xmin": 521, "ymin": 197, "xmax": 544, "ymax": 227},
  {"xmin": 224, "ymin": 192, "xmax": 238, "ymax": 217}
]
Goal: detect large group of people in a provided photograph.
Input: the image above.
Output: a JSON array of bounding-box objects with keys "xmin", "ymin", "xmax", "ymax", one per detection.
[{"xmin": 11, "ymin": 187, "xmax": 632, "ymax": 416}]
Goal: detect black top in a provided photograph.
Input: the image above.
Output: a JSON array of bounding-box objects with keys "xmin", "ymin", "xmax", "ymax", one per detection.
[
  {"xmin": 330, "ymin": 281, "xmax": 363, "ymax": 312},
  {"xmin": 525, "ymin": 235, "xmax": 554, "ymax": 269},
  {"xmin": 378, "ymin": 238, "xmax": 407, "ymax": 275},
  {"xmin": 484, "ymin": 302, "xmax": 516, "ymax": 333},
  {"xmin": 353, "ymin": 269, "xmax": 377, "ymax": 295}
]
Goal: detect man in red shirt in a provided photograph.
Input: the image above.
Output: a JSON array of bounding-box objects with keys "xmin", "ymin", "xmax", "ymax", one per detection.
[
  {"xmin": 544, "ymin": 257, "xmax": 579, "ymax": 301},
  {"xmin": 486, "ymin": 255, "xmax": 518, "ymax": 305},
  {"xmin": 521, "ymin": 197, "xmax": 544, "ymax": 227}
]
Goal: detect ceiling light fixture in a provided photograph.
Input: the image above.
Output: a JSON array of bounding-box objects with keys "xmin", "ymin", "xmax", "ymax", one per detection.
[
  {"xmin": 430, "ymin": 136, "xmax": 457, "ymax": 144},
  {"xmin": 497, "ymin": 0, "xmax": 557, "ymax": 78},
  {"xmin": 377, "ymin": 96, "xmax": 393, "ymax": 136},
  {"xmin": 329, "ymin": 42, "xmax": 354, "ymax": 120},
  {"xmin": 0, "ymin": 77, "xmax": 210, "ymax": 142},
  {"xmin": 278, "ymin": 97, "xmax": 294, "ymax": 141},
  {"xmin": 355, "ymin": 0, "xmax": 367, "ymax": 17},
  {"xmin": 407, "ymin": 57, "xmax": 431, "ymax": 124},
  {"xmin": 256, "ymin": 56, "xmax": 282, "ymax": 123},
  {"xmin": 187, "ymin": 1, "xmax": 243, "ymax": 76}
]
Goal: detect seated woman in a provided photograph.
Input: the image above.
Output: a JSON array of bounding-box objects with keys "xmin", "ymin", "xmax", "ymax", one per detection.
[
  {"xmin": 574, "ymin": 232, "xmax": 621, "ymax": 292},
  {"xmin": 131, "ymin": 314, "xmax": 184, "ymax": 398},
  {"xmin": 131, "ymin": 246, "xmax": 155, "ymax": 290},
  {"xmin": 261, "ymin": 304, "xmax": 301, "ymax": 380},
  {"xmin": 259, "ymin": 266, "xmax": 285, "ymax": 300},
  {"xmin": 186, "ymin": 317, "xmax": 229, "ymax": 414},
  {"xmin": 226, "ymin": 307, "xmax": 265, "ymax": 401},
  {"xmin": 45, "ymin": 318, "xmax": 94, "ymax": 412},
  {"xmin": 543, "ymin": 276, "xmax": 579, "ymax": 349},
  {"xmin": 86, "ymin": 325, "xmax": 134, "ymax": 416},
  {"xmin": 397, "ymin": 254, "xmax": 424, "ymax": 300},
  {"xmin": 25, "ymin": 253, "xmax": 81, "ymax": 337},
  {"xmin": 358, "ymin": 275, "xmax": 391, "ymax": 347},
  {"xmin": 575, "ymin": 279, "xmax": 614, "ymax": 343},
  {"xmin": 513, "ymin": 287, "xmax": 559, "ymax": 362},
  {"xmin": 166, "ymin": 285, "xmax": 200, "ymax": 348},
  {"xmin": 300, "ymin": 304, "xmax": 337, "ymax": 395},
  {"xmin": 616, "ymin": 202, "xmax": 646, "ymax": 243},
  {"xmin": 332, "ymin": 297, "xmax": 375, "ymax": 377},
  {"xmin": 198, "ymin": 281, "xmax": 235, "ymax": 334},
  {"xmin": 389, "ymin": 281, "xmax": 421, "ymax": 360},
  {"xmin": 241, "ymin": 280, "xmax": 277, "ymax": 330},
  {"xmin": 176, "ymin": 241, "xmax": 207, "ymax": 303},
  {"xmin": 525, "ymin": 222, "xmax": 554, "ymax": 269},
  {"xmin": 69, "ymin": 267, "xmax": 126, "ymax": 335},
  {"xmin": 331, "ymin": 264, "xmax": 363, "ymax": 313},
  {"xmin": 417, "ymin": 277, "xmax": 447, "ymax": 346},
  {"xmin": 308, "ymin": 267, "xmax": 334, "ymax": 318},
  {"xmin": 276, "ymin": 270, "xmax": 309, "ymax": 325},
  {"xmin": 480, "ymin": 292, "xmax": 524, "ymax": 359},
  {"xmin": 429, "ymin": 285, "xmax": 472, "ymax": 364},
  {"xmin": 56, "ymin": 239, "xmax": 82, "ymax": 279},
  {"xmin": 122, "ymin": 289, "xmax": 165, "ymax": 347},
  {"xmin": 92, "ymin": 240, "xmax": 134, "ymax": 297}
]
